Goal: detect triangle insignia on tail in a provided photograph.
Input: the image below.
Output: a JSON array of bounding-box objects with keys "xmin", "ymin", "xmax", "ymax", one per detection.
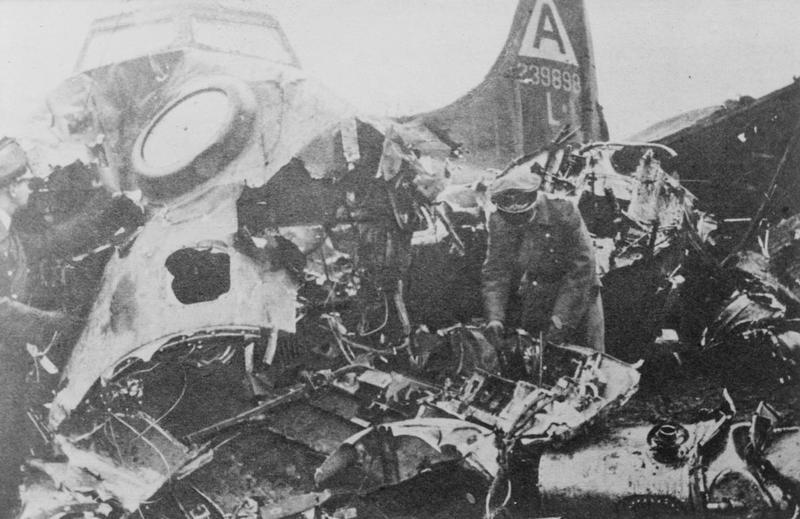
[{"xmin": 518, "ymin": 0, "xmax": 578, "ymax": 66}]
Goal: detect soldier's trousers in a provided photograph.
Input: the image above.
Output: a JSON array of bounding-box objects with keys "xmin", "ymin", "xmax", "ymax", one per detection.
[{"xmin": 0, "ymin": 342, "xmax": 26, "ymax": 518}]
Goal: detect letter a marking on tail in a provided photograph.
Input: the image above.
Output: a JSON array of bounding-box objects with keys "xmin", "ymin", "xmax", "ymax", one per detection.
[{"xmin": 518, "ymin": 0, "xmax": 578, "ymax": 66}]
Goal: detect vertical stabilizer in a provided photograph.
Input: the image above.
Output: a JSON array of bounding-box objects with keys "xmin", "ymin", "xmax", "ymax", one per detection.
[{"xmin": 410, "ymin": 0, "xmax": 606, "ymax": 169}]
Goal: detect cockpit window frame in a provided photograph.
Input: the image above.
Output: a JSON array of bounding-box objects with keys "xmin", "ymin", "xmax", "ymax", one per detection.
[{"xmin": 75, "ymin": 4, "xmax": 300, "ymax": 72}]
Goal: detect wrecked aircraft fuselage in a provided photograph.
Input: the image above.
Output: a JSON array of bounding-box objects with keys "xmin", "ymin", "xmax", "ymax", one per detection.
[
  {"xmin": 10, "ymin": 2, "xmax": 800, "ymax": 519},
  {"xmin": 18, "ymin": 4, "xmax": 435, "ymax": 517},
  {"xmin": 24, "ymin": 81, "xmax": 800, "ymax": 519}
]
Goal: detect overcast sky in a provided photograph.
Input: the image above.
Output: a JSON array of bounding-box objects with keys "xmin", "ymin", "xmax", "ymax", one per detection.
[{"xmin": 1, "ymin": 0, "xmax": 800, "ymax": 138}]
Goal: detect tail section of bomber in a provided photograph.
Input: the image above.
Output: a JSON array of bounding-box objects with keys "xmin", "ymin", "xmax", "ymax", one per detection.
[{"xmin": 410, "ymin": 0, "xmax": 606, "ymax": 169}]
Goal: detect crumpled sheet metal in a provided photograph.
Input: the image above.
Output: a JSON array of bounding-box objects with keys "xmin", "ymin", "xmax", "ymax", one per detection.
[
  {"xmin": 295, "ymin": 118, "xmax": 449, "ymax": 202},
  {"xmin": 316, "ymin": 418, "xmax": 498, "ymax": 493},
  {"xmin": 277, "ymin": 224, "xmax": 355, "ymax": 287},
  {"xmin": 295, "ymin": 117, "xmax": 362, "ymax": 180},
  {"xmin": 317, "ymin": 350, "xmax": 641, "ymax": 493},
  {"xmin": 20, "ymin": 411, "xmax": 198, "ymax": 517},
  {"xmin": 431, "ymin": 343, "xmax": 641, "ymax": 444},
  {"xmin": 46, "ymin": 48, "xmax": 354, "ymax": 195},
  {"xmin": 21, "ymin": 415, "xmax": 194, "ymax": 516},
  {"xmin": 692, "ymin": 252, "xmax": 800, "ymax": 384},
  {"xmin": 703, "ymin": 290, "xmax": 785, "ymax": 347},
  {"xmin": 703, "ymin": 251, "xmax": 799, "ymax": 347},
  {"xmin": 44, "ymin": 47, "xmax": 453, "ymax": 210},
  {"xmin": 575, "ymin": 149, "xmax": 636, "ymax": 201},
  {"xmin": 233, "ymin": 65, "xmax": 356, "ymax": 187},
  {"xmin": 540, "ymin": 345, "xmax": 641, "ymax": 439},
  {"xmin": 51, "ymin": 184, "xmax": 297, "ymax": 427},
  {"xmin": 577, "ymin": 146, "xmax": 692, "ymax": 229},
  {"xmin": 626, "ymin": 151, "xmax": 689, "ymax": 229},
  {"xmin": 19, "ymin": 461, "xmax": 106, "ymax": 519},
  {"xmin": 50, "ymin": 433, "xmax": 187, "ymax": 512},
  {"xmin": 171, "ymin": 51, "xmax": 356, "ymax": 192},
  {"xmin": 316, "ymin": 341, "xmax": 641, "ymax": 495}
]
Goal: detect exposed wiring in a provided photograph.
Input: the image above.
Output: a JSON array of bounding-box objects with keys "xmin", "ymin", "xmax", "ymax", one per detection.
[
  {"xmin": 70, "ymin": 419, "xmax": 108, "ymax": 443},
  {"xmin": 123, "ymin": 362, "xmax": 162, "ymax": 378},
  {"xmin": 358, "ymin": 291, "xmax": 389, "ymax": 337},
  {"xmin": 105, "ymin": 420, "xmax": 127, "ymax": 468},
  {"xmin": 323, "ymin": 311, "xmax": 411, "ymax": 359},
  {"xmin": 134, "ymin": 368, "xmax": 188, "ymax": 440},
  {"xmin": 111, "ymin": 413, "xmax": 172, "ymax": 476},
  {"xmin": 323, "ymin": 316, "xmax": 355, "ymax": 363}
]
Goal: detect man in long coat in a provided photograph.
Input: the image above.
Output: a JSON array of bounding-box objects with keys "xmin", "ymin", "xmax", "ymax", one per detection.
[
  {"xmin": 482, "ymin": 162, "xmax": 604, "ymax": 351},
  {"xmin": 0, "ymin": 142, "xmax": 142, "ymax": 516},
  {"xmin": 0, "ymin": 151, "xmax": 71, "ymax": 517}
]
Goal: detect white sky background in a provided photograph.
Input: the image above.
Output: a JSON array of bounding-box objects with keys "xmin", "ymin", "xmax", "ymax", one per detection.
[{"xmin": 1, "ymin": 0, "xmax": 800, "ymax": 138}]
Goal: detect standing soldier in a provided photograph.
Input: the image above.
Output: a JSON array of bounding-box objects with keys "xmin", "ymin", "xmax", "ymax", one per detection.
[
  {"xmin": 0, "ymin": 139, "xmax": 143, "ymax": 516},
  {"xmin": 482, "ymin": 159, "xmax": 604, "ymax": 351},
  {"xmin": 0, "ymin": 138, "xmax": 71, "ymax": 517}
]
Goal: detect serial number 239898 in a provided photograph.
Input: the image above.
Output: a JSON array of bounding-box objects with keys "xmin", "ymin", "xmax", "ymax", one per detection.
[{"xmin": 507, "ymin": 62, "xmax": 581, "ymax": 94}]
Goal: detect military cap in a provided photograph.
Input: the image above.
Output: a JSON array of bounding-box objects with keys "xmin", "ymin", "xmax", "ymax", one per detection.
[{"xmin": 488, "ymin": 161, "xmax": 543, "ymax": 213}]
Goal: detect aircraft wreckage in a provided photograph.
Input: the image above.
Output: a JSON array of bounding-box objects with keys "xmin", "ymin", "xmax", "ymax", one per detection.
[{"xmin": 3, "ymin": 1, "xmax": 800, "ymax": 518}]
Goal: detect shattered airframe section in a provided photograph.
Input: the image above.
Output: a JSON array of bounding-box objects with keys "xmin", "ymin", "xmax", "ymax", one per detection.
[
  {"xmin": 32, "ymin": 325, "xmax": 640, "ymax": 516},
  {"xmin": 570, "ymin": 142, "xmax": 695, "ymax": 272},
  {"xmin": 51, "ymin": 184, "xmax": 297, "ymax": 426},
  {"xmin": 13, "ymin": 4, "xmax": 638, "ymax": 516},
  {"xmin": 694, "ymin": 251, "xmax": 800, "ymax": 384},
  {"xmin": 10, "ymin": 1, "xmax": 800, "ymax": 518},
  {"xmin": 315, "ymin": 337, "xmax": 640, "ymax": 495},
  {"xmin": 629, "ymin": 79, "xmax": 800, "ymax": 256}
]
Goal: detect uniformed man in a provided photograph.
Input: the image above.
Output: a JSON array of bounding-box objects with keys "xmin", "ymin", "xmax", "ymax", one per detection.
[
  {"xmin": 0, "ymin": 142, "xmax": 72, "ymax": 517},
  {"xmin": 482, "ymin": 161, "xmax": 604, "ymax": 351},
  {"xmin": 0, "ymin": 139, "xmax": 147, "ymax": 515}
]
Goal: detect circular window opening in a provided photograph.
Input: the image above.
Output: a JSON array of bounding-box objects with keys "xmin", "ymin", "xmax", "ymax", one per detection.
[{"xmin": 139, "ymin": 89, "xmax": 232, "ymax": 177}]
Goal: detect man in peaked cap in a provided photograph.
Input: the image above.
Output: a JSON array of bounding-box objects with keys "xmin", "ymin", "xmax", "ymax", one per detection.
[
  {"xmin": 482, "ymin": 158, "xmax": 604, "ymax": 351},
  {"xmin": 0, "ymin": 140, "xmax": 144, "ymax": 515},
  {"xmin": 0, "ymin": 139, "xmax": 73, "ymax": 516}
]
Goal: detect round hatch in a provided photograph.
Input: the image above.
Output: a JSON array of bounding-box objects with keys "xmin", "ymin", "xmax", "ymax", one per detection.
[{"xmin": 131, "ymin": 76, "xmax": 256, "ymax": 199}]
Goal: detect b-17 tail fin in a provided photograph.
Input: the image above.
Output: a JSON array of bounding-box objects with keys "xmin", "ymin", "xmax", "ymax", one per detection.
[{"xmin": 410, "ymin": 0, "xmax": 606, "ymax": 169}]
